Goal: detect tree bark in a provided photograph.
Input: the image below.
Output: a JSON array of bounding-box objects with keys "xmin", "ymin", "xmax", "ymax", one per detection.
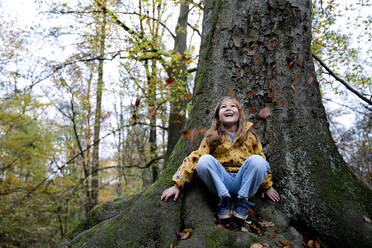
[{"xmin": 59, "ymin": 1, "xmax": 372, "ymax": 247}]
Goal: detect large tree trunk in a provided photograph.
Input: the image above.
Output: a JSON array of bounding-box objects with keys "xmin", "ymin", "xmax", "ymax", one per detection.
[{"xmin": 59, "ymin": 0, "xmax": 372, "ymax": 247}]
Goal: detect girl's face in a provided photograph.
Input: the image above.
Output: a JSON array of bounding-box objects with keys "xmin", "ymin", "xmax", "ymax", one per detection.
[{"xmin": 218, "ymin": 99, "xmax": 240, "ymax": 128}]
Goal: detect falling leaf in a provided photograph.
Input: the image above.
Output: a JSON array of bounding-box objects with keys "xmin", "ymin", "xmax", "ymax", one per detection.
[
  {"xmin": 307, "ymin": 240, "xmax": 314, "ymax": 248},
  {"xmin": 296, "ymin": 74, "xmax": 301, "ymax": 80},
  {"xmin": 245, "ymin": 90, "xmax": 254, "ymax": 97},
  {"xmin": 248, "ymin": 107, "xmax": 257, "ymax": 113},
  {"xmin": 172, "ymin": 120, "xmax": 182, "ymax": 125},
  {"xmin": 205, "ymin": 109, "xmax": 210, "ymax": 115},
  {"xmin": 272, "ymin": 20, "xmax": 278, "ymax": 31},
  {"xmin": 307, "ymin": 73, "xmax": 314, "ymax": 84},
  {"xmin": 183, "ymin": 228, "xmax": 193, "ymax": 233},
  {"xmin": 299, "ymin": 56, "xmax": 304, "ymax": 68},
  {"xmin": 180, "ymin": 129, "xmax": 192, "ymax": 138},
  {"xmin": 226, "ymin": 88, "xmax": 235, "ymax": 95},
  {"xmin": 132, "ymin": 114, "xmax": 138, "ymax": 120},
  {"xmin": 191, "ymin": 45, "xmax": 195, "ymax": 51},
  {"xmin": 259, "ymin": 107, "xmax": 271, "ymax": 118},
  {"xmin": 135, "ymin": 98, "xmax": 141, "ymax": 107},
  {"xmin": 275, "ymin": 229, "xmax": 282, "ymax": 233},
  {"xmin": 274, "ymin": 87, "xmax": 280, "ymax": 92},
  {"xmin": 250, "ymin": 243, "xmax": 263, "ymax": 248},
  {"xmin": 269, "ymin": 37, "xmax": 278, "ymax": 47},
  {"xmin": 291, "ymin": 84, "xmax": 296, "ymax": 94},
  {"xmin": 241, "ymin": 227, "xmax": 250, "ymax": 232},
  {"xmin": 288, "ymin": 61, "xmax": 294, "ymax": 67},
  {"xmin": 269, "ymin": 93, "xmax": 275, "ymax": 100},
  {"xmin": 190, "ymin": 128, "xmax": 199, "ymax": 142},
  {"xmin": 265, "ymin": 81, "xmax": 271, "ymax": 87},
  {"xmin": 198, "ymin": 126, "xmax": 207, "ymax": 135},
  {"xmin": 148, "ymin": 107, "xmax": 156, "ymax": 117},
  {"xmin": 165, "ymin": 77, "xmax": 175, "ymax": 84},
  {"xmin": 279, "ymin": 99, "xmax": 284, "ymax": 106},
  {"xmin": 363, "ymin": 216, "xmax": 371, "ymax": 223},
  {"xmin": 329, "ymin": 140, "xmax": 336, "ymax": 144},
  {"xmin": 299, "ymin": 125, "xmax": 304, "ymax": 129},
  {"xmin": 178, "ymin": 110, "xmax": 185, "ymax": 117},
  {"xmin": 267, "ymin": 233, "xmax": 276, "ymax": 239},
  {"xmin": 187, "ymin": 92, "xmax": 193, "ymax": 99},
  {"xmin": 255, "ymin": 56, "xmax": 260, "ymax": 63},
  {"xmin": 248, "ymin": 44, "xmax": 255, "ymax": 50},
  {"xmin": 271, "ymin": 65, "xmax": 276, "ymax": 70},
  {"xmin": 248, "ymin": 207, "xmax": 255, "ymax": 216}
]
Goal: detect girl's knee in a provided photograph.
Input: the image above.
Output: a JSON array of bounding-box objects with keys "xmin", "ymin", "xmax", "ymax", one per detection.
[
  {"xmin": 246, "ymin": 155, "xmax": 270, "ymax": 172},
  {"xmin": 196, "ymin": 154, "xmax": 215, "ymax": 172}
]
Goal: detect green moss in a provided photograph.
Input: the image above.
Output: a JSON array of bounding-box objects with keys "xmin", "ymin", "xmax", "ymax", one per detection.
[{"xmin": 205, "ymin": 228, "xmax": 223, "ymax": 248}]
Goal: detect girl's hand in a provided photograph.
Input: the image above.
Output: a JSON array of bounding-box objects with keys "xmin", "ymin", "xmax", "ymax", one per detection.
[
  {"xmin": 261, "ymin": 187, "xmax": 280, "ymax": 202},
  {"xmin": 161, "ymin": 184, "xmax": 181, "ymax": 202}
]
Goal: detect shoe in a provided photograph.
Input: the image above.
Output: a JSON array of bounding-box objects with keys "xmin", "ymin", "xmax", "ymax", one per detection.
[
  {"xmin": 218, "ymin": 196, "xmax": 233, "ymax": 219},
  {"xmin": 233, "ymin": 197, "xmax": 255, "ymax": 220}
]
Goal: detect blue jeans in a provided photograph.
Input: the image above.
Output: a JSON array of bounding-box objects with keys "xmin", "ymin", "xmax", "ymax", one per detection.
[{"xmin": 196, "ymin": 154, "xmax": 270, "ymax": 198}]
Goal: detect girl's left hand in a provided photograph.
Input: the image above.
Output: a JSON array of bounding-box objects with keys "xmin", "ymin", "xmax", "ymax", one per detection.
[{"xmin": 261, "ymin": 187, "xmax": 280, "ymax": 202}]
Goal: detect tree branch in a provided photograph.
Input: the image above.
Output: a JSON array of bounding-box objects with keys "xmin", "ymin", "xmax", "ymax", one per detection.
[{"xmin": 312, "ymin": 53, "xmax": 372, "ymax": 105}]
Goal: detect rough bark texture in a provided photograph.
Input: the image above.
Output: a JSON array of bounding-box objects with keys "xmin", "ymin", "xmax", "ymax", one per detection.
[{"xmin": 59, "ymin": 0, "xmax": 372, "ymax": 247}]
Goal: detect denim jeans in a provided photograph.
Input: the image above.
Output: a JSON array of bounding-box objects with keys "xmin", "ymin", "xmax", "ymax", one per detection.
[{"xmin": 196, "ymin": 154, "xmax": 270, "ymax": 198}]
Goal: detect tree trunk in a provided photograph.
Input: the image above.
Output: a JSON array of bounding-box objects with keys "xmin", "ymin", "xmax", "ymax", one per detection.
[{"xmin": 59, "ymin": 1, "xmax": 372, "ymax": 247}]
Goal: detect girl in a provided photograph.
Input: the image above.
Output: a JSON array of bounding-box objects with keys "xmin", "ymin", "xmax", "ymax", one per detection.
[{"xmin": 161, "ymin": 96, "xmax": 279, "ymax": 221}]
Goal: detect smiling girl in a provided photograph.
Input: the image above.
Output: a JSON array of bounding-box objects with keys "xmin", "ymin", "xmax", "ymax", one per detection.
[{"xmin": 161, "ymin": 96, "xmax": 279, "ymax": 222}]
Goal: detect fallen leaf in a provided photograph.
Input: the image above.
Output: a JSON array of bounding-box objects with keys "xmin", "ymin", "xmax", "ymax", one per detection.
[
  {"xmin": 226, "ymin": 88, "xmax": 235, "ymax": 95},
  {"xmin": 170, "ymin": 244, "xmax": 177, "ymax": 248},
  {"xmin": 363, "ymin": 216, "xmax": 371, "ymax": 223},
  {"xmin": 299, "ymin": 125, "xmax": 304, "ymax": 129},
  {"xmin": 176, "ymin": 231, "xmax": 191, "ymax": 240},
  {"xmin": 265, "ymin": 81, "xmax": 271, "ymax": 87},
  {"xmin": 172, "ymin": 120, "xmax": 182, "ymax": 125},
  {"xmin": 291, "ymin": 84, "xmax": 296, "ymax": 94},
  {"xmin": 248, "ymin": 208, "xmax": 255, "ymax": 216},
  {"xmin": 259, "ymin": 220, "xmax": 275, "ymax": 227},
  {"xmin": 135, "ymin": 98, "xmax": 141, "ymax": 107},
  {"xmin": 249, "ymin": 224, "xmax": 264, "ymax": 235},
  {"xmin": 180, "ymin": 129, "xmax": 192, "ymax": 138},
  {"xmin": 269, "ymin": 93, "xmax": 275, "ymax": 100},
  {"xmin": 288, "ymin": 61, "xmax": 294, "ymax": 67},
  {"xmin": 165, "ymin": 77, "xmax": 175, "ymax": 84},
  {"xmin": 279, "ymin": 240, "xmax": 289, "ymax": 246},
  {"xmin": 299, "ymin": 56, "xmax": 304, "ymax": 68},
  {"xmin": 262, "ymin": 243, "xmax": 270, "ymax": 248},
  {"xmin": 178, "ymin": 110, "xmax": 185, "ymax": 117},
  {"xmin": 271, "ymin": 65, "xmax": 276, "ymax": 70},
  {"xmin": 241, "ymin": 227, "xmax": 250, "ymax": 232},
  {"xmin": 250, "ymin": 243, "xmax": 263, "ymax": 248},
  {"xmin": 269, "ymin": 37, "xmax": 278, "ymax": 47},
  {"xmin": 272, "ymin": 20, "xmax": 278, "ymax": 31},
  {"xmin": 259, "ymin": 107, "xmax": 271, "ymax": 118},
  {"xmin": 245, "ymin": 90, "xmax": 254, "ymax": 97},
  {"xmin": 275, "ymin": 228, "xmax": 282, "ymax": 233},
  {"xmin": 187, "ymin": 92, "xmax": 193, "ymax": 99},
  {"xmin": 255, "ymin": 56, "xmax": 260, "ymax": 63},
  {"xmin": 198, "ymin": 126, "xmax": 207, "ymax": 135},
  {"xmin": 267, "ymin": 233, "xmax": 276, "ymax": 239},
  {"xmin": 183, "ymin": 228, "xmax": 193, "ymax": 233},
  {"xmin": 296, "ymin": 74, "xmax": 301, "ymax": 80},
  {"xmin": 148, "ymin": 107, "xmax": 156, "ymax": 117},
  {"xmin": 248, "ymin": 107, "xmax": 257, "ymax": 113},
  {"xmin": 190, "ymin": 128, "xmax": 199, "ymax": 142}
]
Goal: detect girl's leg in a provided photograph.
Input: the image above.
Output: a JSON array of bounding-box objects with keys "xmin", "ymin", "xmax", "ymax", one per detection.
[{"xmin": 196, "ymin": 154, "xmax": 233, "ymax": 197}]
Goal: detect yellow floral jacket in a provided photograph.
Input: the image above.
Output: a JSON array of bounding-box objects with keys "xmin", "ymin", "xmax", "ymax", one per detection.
[{"xmin": 172, "ymin": 122, "xmax": 273, "ymax": 190}]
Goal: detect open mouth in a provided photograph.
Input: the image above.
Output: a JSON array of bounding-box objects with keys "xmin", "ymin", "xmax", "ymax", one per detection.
[{"xmin": 224, "ymin": 113, "xmax": 233, "ymax": 117}]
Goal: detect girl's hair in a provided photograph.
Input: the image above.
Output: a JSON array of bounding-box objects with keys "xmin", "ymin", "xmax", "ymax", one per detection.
[{"xmin": 205, "ymin": 96, "xmax": 248, "ymax": 146}]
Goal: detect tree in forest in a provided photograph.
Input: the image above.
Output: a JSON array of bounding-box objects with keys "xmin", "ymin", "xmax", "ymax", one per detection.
[{"xmin": 59, "ymin": 0, "xmax": 372, "ymax": 248}]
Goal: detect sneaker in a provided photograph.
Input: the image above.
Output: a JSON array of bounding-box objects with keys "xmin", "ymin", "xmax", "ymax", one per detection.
[
  {"xmin": 233, "ymin": 198, "xmax": 255, "ymax": 220},
  {"xmin": 218, "ymin": 196, "xmax": 233, "ymax": 219}
]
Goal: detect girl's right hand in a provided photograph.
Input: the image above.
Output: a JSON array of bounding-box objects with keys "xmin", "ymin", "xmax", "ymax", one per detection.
[{"xmin": 161, "ymin": 184, "xmax": 181, "ymax": 202}]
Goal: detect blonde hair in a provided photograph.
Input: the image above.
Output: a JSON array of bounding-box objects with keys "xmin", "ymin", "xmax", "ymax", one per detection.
[{"xmin": 205, "ymin": 96, "xmax": 248, "ymax": 146}]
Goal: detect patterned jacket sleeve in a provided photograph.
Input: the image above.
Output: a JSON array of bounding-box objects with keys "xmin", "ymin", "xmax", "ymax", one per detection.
[
  {"xmin": 172, "ymin": 138, "xmax": 210, "ymax": 188},
  {"xmin": 254, "ymin": 134, "xmax": 273, "ymax": 190}
]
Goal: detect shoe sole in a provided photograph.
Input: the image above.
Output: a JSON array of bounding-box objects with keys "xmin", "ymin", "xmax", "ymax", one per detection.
[{"xmin": 233, "ymin": 211, "xmax": 248, "ymax": 220}]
